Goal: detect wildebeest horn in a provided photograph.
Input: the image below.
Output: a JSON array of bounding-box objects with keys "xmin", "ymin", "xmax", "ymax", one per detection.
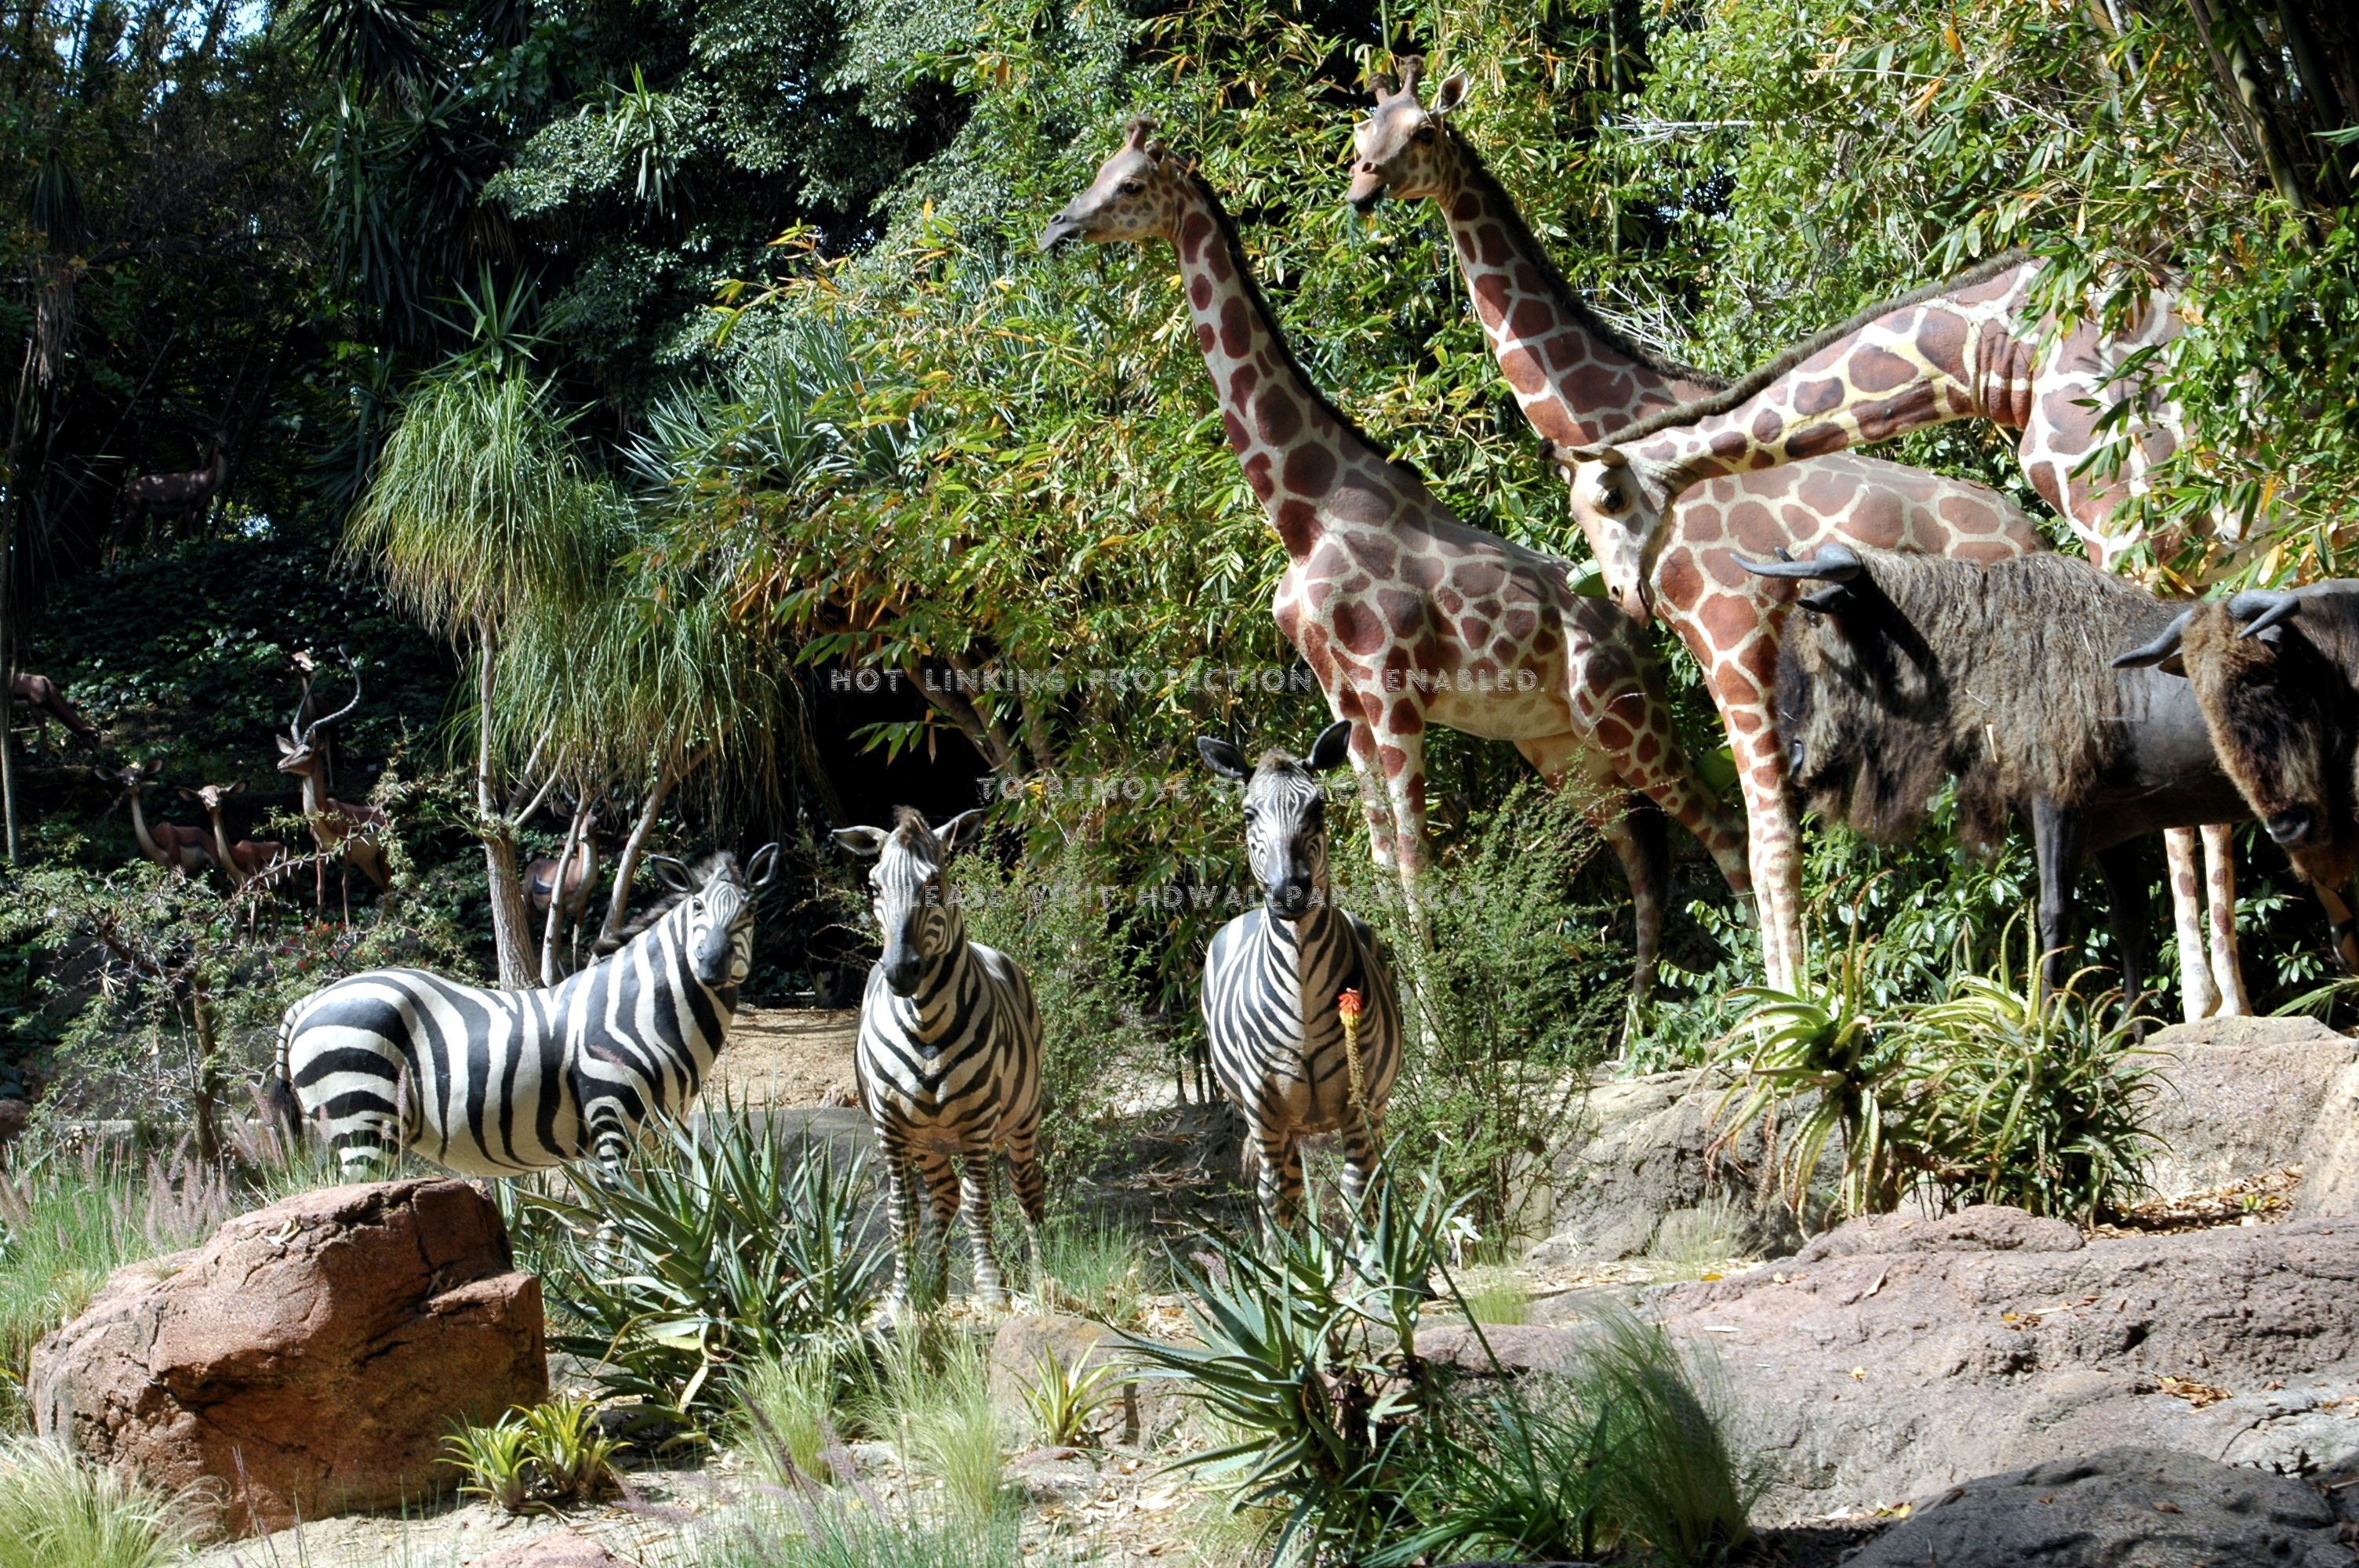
[
  {"xmin": 2228, "ymin": 590, "xmax": 2301, "ymax": 640},
  {"xmin": 1738, "ymin": 544, "xmax": 1863, "ymax": 583},
  {"xmin": 2112, "ymin": 607, "xmax": 2196, "ymax": 670}
]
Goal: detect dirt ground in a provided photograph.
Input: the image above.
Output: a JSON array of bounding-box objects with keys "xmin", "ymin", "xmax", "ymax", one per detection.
[{"xmin": 703, "ymin": 1007, "xmax": 861, "ymax": 1109}]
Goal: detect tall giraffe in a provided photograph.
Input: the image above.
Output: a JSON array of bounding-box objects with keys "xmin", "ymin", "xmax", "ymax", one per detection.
[
  {"xmin": 1038, "ymin": 118, "xmax": 1752, "ymax": 989},
  {"xmin": 1550, "ymin": 252, "xmax": 2250, "ymax": 1018},
  {"xmin": 1347, "ymin": 61, "xmax": 2045, "ymax": 991}
]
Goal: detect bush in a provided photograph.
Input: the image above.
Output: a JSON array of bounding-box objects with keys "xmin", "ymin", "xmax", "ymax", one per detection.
[
  {"xmin": 852, "ymin": 1326, "xmax": 1008, "ymax": 1522},
  {"xmin": 1339, "ymin": 780, "xmax": 1627, "ymax": 1240},
  {"xmin": 735, "ymin": 1343, "xmax": 852, "ymax": 1487},
  {"xmin": 507, "ymin": 1102, "xmax": 886, "ymax": 1421},
  {"xmin": 690, "ymin": 1495, "xmax": 1023, "ymax": 1568},
  {"xmin": 0, "ymin": 1436, "xmax": 195, "ymax": 1568}
]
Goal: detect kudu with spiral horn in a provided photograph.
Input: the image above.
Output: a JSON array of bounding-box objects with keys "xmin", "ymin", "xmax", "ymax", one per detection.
[
  {"xmin": 1750, "ymin": 543, "xmax": 2253, "ymax": 1008},
  {"xmin": 2116, "ymin": 583, "xmax": 2359, "ymax": 975},
  {"xmin": 275, "ymin": 662, "xmax": 391, "ymax": 920}
]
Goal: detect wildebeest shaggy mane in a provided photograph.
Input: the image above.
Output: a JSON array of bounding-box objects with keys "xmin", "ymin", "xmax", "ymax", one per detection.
[{"xmin": 1775, "ymin": 550, "xmax": 2179, "ymax": 855}]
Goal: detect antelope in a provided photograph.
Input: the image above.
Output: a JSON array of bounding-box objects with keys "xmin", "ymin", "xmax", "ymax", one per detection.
[
  {"xmin": 528, "ymin": 793, "xmax": 603, "ymax": 980},
  {"xmin": 183, "ymin": 782, "xmax": 289, "ymax": 930},
  {"xmin": 16, "ymin": 673, "xmax": 100, "ymax": 747},
  {"xmin": 274, "ymin": 663, "xmax": 391, "ymax": 920},
  {"xmin": 288, "ymin": 648, "xmax": 334, "ymax": 787},
  {"xmin": 96, "ymin": 762, "xmax": 216, "ymax": 876},
  {"xmin": 120, "ymin": 435, "xmax": 227, "ymax": 525}
]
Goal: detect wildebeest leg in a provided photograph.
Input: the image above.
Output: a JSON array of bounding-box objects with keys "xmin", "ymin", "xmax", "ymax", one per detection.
[
  {"xmin": 2095, "ymin": 842, "xmax": 2150, "ymax": 1015},
  {"xmin": 2030, "ymin": 798, "xmax": 2086, "ymax": 1000},
  {"xmin": 2164, "ymin": 829, "xmax": 2221, "ymax": 1021},
  {"xmin": 2316, "ymin": 884, "xmax": 2359, "ymax": 977},
  {"xmin": 2201, "ymin": 824, "xmax": 2250, "ymax": 1016}
]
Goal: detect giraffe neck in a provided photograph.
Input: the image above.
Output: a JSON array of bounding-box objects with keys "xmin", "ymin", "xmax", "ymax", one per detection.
[
  {"xmin": 1169, "ymin": 176, "xmax": 1398, "ymax": 557},
  {"xmin": 1430, "ymin": 145, "xmax": 1717, "ymax": 446},
  {"xmin": 1619, "ymin": 257, "xmax": 2045, "ymax": 510}
]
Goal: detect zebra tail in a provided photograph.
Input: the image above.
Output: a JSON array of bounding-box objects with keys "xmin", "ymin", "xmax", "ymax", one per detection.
[{"xmin": 262, "ymin": 1009, "xmax": 304, "ymax": 1145}]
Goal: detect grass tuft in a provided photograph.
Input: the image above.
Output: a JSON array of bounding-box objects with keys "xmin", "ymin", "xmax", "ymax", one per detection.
[{"xmin": 0, "ymin": 1436, "xmax": 195, "ymax": 1568}]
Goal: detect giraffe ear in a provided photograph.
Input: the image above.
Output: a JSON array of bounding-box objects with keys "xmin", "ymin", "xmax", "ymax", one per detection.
[{"xmin": 1432, "ymin": 71, "xmax": 1470, "ymax": 115}]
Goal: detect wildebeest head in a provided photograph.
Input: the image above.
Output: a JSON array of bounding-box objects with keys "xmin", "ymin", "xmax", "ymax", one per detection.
[
  {"xmin": 833, "ymin": 808, "xmax": 982, "ymax": 997},
  {"xmin": 2117, "ymin": 590, "xmax": 2359, "ymax": 887},
  {"xmin": 1198, "ymin": 720, "xmax": 1354, "ymax": 921},
  {"xmin": 1746, "ymin": 546, "xmax": 1977, "ymax": 848}
]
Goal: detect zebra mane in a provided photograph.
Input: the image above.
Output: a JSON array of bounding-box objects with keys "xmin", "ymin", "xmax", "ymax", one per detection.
[
  {"xmin": 890, "ymin": 806, "xmax": 932, "ymax": 840},
  {"xmin": 595, "ymin": 851, "xmax": 743, "ymax": 951}
]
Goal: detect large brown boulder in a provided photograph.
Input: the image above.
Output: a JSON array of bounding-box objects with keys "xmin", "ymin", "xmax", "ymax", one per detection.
[
  {"xmin": 31, "ymin": 1178, "xmax": 546, "ymax": 1537},
  {"xmin": 2137, "ymin": 1014, "xmax": 2354, "ymax": 1199},
  {"xmin": 1637, "ymin": 1205, "xmax": 2359, "ymax": 1523}
]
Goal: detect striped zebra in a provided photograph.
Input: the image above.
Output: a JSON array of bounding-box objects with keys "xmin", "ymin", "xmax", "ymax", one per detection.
[
  {"xmin": 1199, "ymin": 721, "xmax": 1402, "ymax": 1228},
  {"xmin": 834, "ymin": 808, "xmax": 1045, "ymax": 1309},
  {"xmin": 268, "ymin": 847, "xmax": 778, "ymax": 1178}
]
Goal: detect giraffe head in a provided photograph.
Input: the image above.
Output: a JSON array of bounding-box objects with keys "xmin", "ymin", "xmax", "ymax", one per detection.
[
  {"xmin": 1543, "ymin": 443, "xmax": 1673, "ymax": 622},
  {"xmin": 1037, "ymin": 116, "xmax": 1192, "ymax": 252},
  {"xmin": 834, "ymin": 808, "xmax": 983, "ymax": 996},
  {"xmin": 1198, "ymin": 720, "xmax": 1353, "ymax": 921},
  {"xmin": 1346, "ymin": 57, "xmax": 1471, "ymax": 212}
]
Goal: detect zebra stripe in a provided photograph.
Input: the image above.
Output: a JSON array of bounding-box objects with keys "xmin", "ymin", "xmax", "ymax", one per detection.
[
  {"xmin": 1198, "ymin": 724, "xmax": 1403, "ymax": 1227},
  {"xmin": 274, "ymin": 848, "xmax": 772, "ymax": 1178},
  {"xmin": 838, "ymin": 808, "xmax": 1045, "ymax": 1308}
]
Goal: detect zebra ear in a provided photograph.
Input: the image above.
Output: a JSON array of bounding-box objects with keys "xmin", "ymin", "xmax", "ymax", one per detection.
[
  {"xmin": 1305, "ymin": 720, "xmax": 1355, "ymax": 773},
  {"xmin": 1197, "ymin": 736, "xmax": 1251, "ymax": 781},
  {"xmin": 744, "ymin": 843, "xmax": 781, "ymax": 888},
  {"xmin": 649, "ymin": 854, "xmax": 696, "ymax": 891},
  {"xmin": 831, "ymin": 826, "xmax": 889, "ymax": 859},
  {"xmin": 935, "ymin": 809, "xmax": 986, "ymax": 857}
]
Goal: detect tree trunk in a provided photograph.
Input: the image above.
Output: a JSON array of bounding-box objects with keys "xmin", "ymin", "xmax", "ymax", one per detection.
[
  {"xmin": 598, "ymin": 750, "xmax": 699, "ymax": 950},
  {"xmin": 189, "ymin": 972, "xmax": 221, "ymax": 1164},
  {"xmin": 540, "ymin": 795, "xmax": 591, "ymax": 985},
  {"xmin": 474, "ymin": 626, "xmax": 537, "ymax": 989}
]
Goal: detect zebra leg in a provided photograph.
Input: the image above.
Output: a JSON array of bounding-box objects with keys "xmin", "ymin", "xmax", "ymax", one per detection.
[
  {"xmin": 329, "ymin": 1117, "xmax": 402, "ymax": 1182},
  {"xmin": 1005, "ymin": 1130, "xmax": 1049, "ymax": 1300},
  {"xmin": 956, "ymin": 1148, "xmax": 1008, "ymax": 1308},
  {"xmin": 918, "ymin": 1145, "xmax": 961, "ymax": 1309},
  {"xmin": 1336, "ymin": 1114, "xmax": 1385, "ymax": 1218},
  {"xmin": 1254, "ymin": 1126, "xmax": 1301, "ymax": 1239},
  {"xmin": 880, "ymin": 1134, "xmax": 925, "ymax": 1312}
]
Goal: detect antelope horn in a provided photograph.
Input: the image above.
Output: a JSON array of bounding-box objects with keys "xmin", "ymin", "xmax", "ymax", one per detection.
[
  {"xmin": 302, "ymin": 662, "xmax": 365, "ymax": 742},
  {"xmin": 2113, "ymin": 607, "xmax": 2197, "ymax": 669},
  {"xmin": 2228, "ymin": 589, "xmax": 2301, "ymax": 640},
  {"xmin": 1738, "ymin": 544, "xmax": 1863, "ymax": 583}
]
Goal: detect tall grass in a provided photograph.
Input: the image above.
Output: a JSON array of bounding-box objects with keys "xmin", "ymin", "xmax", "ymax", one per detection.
[
  {"xmin": 1020, "ymin": 1213, "xmax": 1158, "ymax": 1327},
  {"xmin": 853, "ymin": 1329, "xmax": 1006, "ymax": 1522},
  {"xmin": 692, "ymin": 1497, "xmax": 1023, "ymax": 1568},
  {"xmin": 0, "ymin": 1436, "xmax": 194, "ymax": 1568}
]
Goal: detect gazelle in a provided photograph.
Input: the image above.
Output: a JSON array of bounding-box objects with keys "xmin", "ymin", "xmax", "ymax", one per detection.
[
  {"xmin": 183, "ymin": 782, "xmax": 289, "ymax": 931},
  {"xmin": 16, "ymin": 673, "xmax": 100, "ymax": 748},
  {"xmin": 97, "ymin": 762, "xmax": 216, "ymax": 876},
  {"xmin": 274, "ymin": 662, "xmax": 391, "ymax": 921},
  {"xmin": 120, "ymin": 434, "xmax": 228, "ymax": 526},
  {"xmin": 527, "ymin": 791, "xmax": 603, "ymax": 982}
]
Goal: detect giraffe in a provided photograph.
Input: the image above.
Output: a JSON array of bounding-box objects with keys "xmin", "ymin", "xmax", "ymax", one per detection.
[
  {"xmin": 1037, "ymin": 117, "xmax": 1753, "ymax": 991},
  {"xmin": 1548, "ymin": 251, "xmax": 2251, "ymax": 1018},
  {"xmin": 1346, "ymin": 60, "xmax": 2047, "ymax": 992}
]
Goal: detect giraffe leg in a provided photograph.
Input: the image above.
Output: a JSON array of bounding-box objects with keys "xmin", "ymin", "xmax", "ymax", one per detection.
[
  {"xmin": 1563, "ymin": 641, "xmax": 1752, "ymax": 898},
  {"xmin": 956, "ymin": 1146, "xmax": 1006, "ymax": 1308},
  {"xmin": 2165, "ymin": 828, "xmax": 2220, "ymax": 1022},
  {"xmin": 1728, "ymin": 717, "xmax": 1806, "ymax": 993},
  {"xmin": 2201, "ymin": 823, "xmax": 2249, "ymax": 1016},
  {"xmin": 1531, "ymin": 735, "xmax": 1667, "ymax": 998},
  {"xmin": 1343, "ymin": 720, "xmax": 1400, "ymax": 873}
]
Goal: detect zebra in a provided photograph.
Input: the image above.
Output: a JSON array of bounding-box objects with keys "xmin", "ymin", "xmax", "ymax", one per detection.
[
  {"xmin": 1198, "ymin": 720, "xmax": 1403, "ymax": 1229},
  {"xmin": 268, "ymin": 846, "xmax": 778, "ymax": 1178},
  {"xmin": 834, "ymin": 808, "xmax": 1045, "ymax": 1309}
]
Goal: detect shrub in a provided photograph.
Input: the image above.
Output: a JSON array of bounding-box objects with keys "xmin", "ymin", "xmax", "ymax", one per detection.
[
  {"xmin": 735, "ymin": 1344, "xmax": 851, "ymax": 1486},
  {"xmin": 852, "ymin": 1327, "xmax": 1007, "ymax": 1522},
  {"xmin": 1375, "ymin": 1313, "xmax": 1755, "ymax": 1568},
  {"xmin": 1339, "ymin": 780, "xmax": 1627, "ymax": 1240},
  {"xmin": 507, "ymin": 1102, "xmax": 886, "ymax": 1421},
  {"xmin": 1016, "ymin": 1344, "xmax": 1127, "ymax": 1448},
  {"xmin": 442, "ymin": 1396, "xmax": 620, "ymax": 1512},
  {"xmin": 0, "ymin": 1436, "xmax": 194, "ymax": 1568}
]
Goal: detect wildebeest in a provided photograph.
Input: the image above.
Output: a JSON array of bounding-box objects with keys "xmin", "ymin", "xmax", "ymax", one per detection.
[
  {"xmin": 2115, "ymin": 585, "xmax": 2359, "ymax": 973},
  {"xmin": 1752, "ymin": 544, "xmax": 2249, "ymax": 1004}
]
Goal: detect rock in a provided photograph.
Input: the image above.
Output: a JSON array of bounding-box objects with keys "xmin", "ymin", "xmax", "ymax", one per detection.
[
  {"xmin": 1534, "ymin": 1069, "xmax": 1821, "ymax": 1266},
  {"xmin": 1847, "ymin": 1446, "xmax": 2351, "ymax": 1567},
  {"xmin": 2302, "ymin": 1054, "xmax": 2359, "ymax": 1218},
  {"xmin": 2140, "ymin": 1014, "xmax": 2354, "ymax": 1199},
  {"xmin": 1009, "ymin": 1444, "xmax": 1101, "ymax": 1501},
  {"xmin": 31, "ymin": 1178, "xmax": 546, "ymax": 1537},
  {"xmin": 989, "ymin": 1313, "xmax": 1172, "ymax": 1444},
  {"xmin": 1641, "ymin": 1204, "xmax": 2359, "ymax": 1523},
  {"xmin": 467, "ymin": 1530, "xmax": 634, "ymax": 1568},
  {"xmin": 1793, "ymin": 1205, "xmax": 2085, "ymax": 1261},
  {"xmin": 1414, "ymin": 1322, "xmax": 1591, "ymax": 1375},
  {"xmin": 0, "ymin": 1098, "xmax": 31, "ymax": 1144}
]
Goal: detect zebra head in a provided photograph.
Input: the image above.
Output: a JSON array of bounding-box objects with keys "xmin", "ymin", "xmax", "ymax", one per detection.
[
  {"xmin": 833, "ymin": 808, "xmax": 985, "ymax": 997},
  {"xmin": 647, "ymin": 844, "xmax": 780, "ymax": 992},
  {"xmin": 1198, "ymin": 720, "xmax": 1354, "ymax": 922}
]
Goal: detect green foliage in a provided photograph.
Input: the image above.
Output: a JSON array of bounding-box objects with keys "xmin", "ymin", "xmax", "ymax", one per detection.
[
  {"xmin": 735, "ymin": 1343, "xmax": 851, "ymax": 1486},
  {"xmin": 1020, "ymin": 1214, "xmax": 1161, "ymax": 1329},
  {"xmin": 849, "ymin": 1326, "xmax": 1008, "ymax": 1521},
  {"xmin": 1346, "ymin": 779, "xmax": 1628, "ymax": 1238},
  {"xmin": 1016, "ymin": 1344, "xmax": 1126, "ymax": 1449},
  {"xmin": 1375, "ymin": 1315, "xmax": 1756, "ymax": 1568},
  {"xmin": 0, "ymin": 1436, "xmax": 195, "ymax": 1568},
  {"xmin": 441, "ymin": 1396, "xmax": 620, "ymax": 1513},
  {"xmin": 508, "ymin": 1104, "xmax": 887, "ymax": 1421},
  {"xmin": 689, "ymin": 1497, "xmax": 1025, "ymax": 1568}
]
